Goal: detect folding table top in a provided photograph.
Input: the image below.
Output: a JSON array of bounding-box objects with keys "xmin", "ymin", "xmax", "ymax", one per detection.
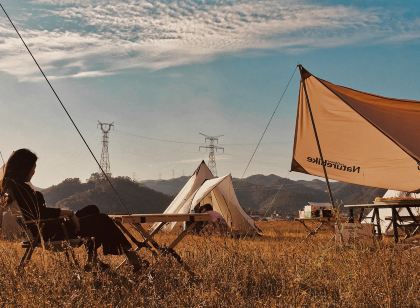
[
  {"xmin": 344, "ymin": 203, "xmax": 420, "ymax": 209},
  {"xmin": 294, "ymin": 217, "xmax": 334, "ymax": 222},
  {"xmin": 110, "ymin": 213, "xmax": 210, "ymax": 224}
]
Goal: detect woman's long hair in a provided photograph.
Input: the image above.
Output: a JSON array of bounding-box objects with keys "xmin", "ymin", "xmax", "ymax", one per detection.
[{"xmin": 1, "ymin": 149, "xmax": 38, "ymax": 192}]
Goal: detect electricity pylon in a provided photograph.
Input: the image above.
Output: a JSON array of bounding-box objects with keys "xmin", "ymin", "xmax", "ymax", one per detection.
[
  {"xmin": 98, "ymin": 121, "xmax": 114, "ymax": 177},
  {"xmin": 199, "ymin": 132, "xmax": 224, "ymax": 176}
]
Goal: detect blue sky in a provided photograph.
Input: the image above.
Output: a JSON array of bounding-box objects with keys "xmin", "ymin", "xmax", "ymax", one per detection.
[{"xmin": 0, "ymin": 0, "xmax": 420, "ymax": 187}]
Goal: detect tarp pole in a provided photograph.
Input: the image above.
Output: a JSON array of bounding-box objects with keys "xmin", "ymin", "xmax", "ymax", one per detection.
[{"xmin": 298, "ymin": 65, "xmax": 336, "ymax": 210}]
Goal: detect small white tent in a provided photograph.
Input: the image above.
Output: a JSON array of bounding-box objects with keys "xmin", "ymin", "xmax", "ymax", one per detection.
[
  {"xmin": 155, "ymin": 161, "xmax": 260, "ymax": 236},
  {"xmin": 362, "ymin": 190, "xmax": 420, "ymax": 235},
  {"xmin": 157, "ymin": 161, "xmax": 214, "ymax": 231}
]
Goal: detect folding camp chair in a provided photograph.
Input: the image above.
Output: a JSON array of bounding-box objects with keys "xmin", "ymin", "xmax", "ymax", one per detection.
[{"xmin": 16, "ymin": 215, "xmax": 87, "ymax": 270}]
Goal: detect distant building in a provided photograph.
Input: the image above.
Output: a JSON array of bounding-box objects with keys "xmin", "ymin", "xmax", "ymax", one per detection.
[{"xmin": 298, "ymin": 202, "xmax": 333, "ymax": 219}]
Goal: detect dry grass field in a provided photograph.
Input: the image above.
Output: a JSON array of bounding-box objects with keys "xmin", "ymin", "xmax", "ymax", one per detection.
[{"xmin": 0, "ymin": 221, "xmax": 418, "ymax": 307}]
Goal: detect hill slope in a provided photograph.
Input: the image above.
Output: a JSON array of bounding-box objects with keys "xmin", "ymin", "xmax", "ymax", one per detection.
[
  {"xmin": 43, "ymin": 177, "xmax": 171, "ymax": 214},
  {"xmin": 141, "ymin": 176, "xmax": 190, "ymax": 196}
]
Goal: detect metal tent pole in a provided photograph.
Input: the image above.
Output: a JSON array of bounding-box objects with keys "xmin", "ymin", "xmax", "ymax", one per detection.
[
  {"xmin": 298, "ymin": 65, "xmax": 335, "ymax": 209},
  {"xmin": 298, "ymin": 64, "xmax": 347, "ymax": 239}
]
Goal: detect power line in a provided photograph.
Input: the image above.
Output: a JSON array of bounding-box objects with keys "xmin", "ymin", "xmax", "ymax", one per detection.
[
  {"xmin": 241, "ymin": 66, "xmax": 298, "ymax": 178},
  {"xmin": 114, "ymin": 129, "xmax": 201, "ymax": 145},
  {"xmin": 0, "ymin": 3, "xmax": 130, "ymax": 214},
  {"xmin": 115, "ymin": 129, "xmax": 290, "ymax": 147}
]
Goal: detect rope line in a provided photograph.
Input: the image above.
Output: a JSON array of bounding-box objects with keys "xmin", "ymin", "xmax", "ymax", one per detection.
[
  {"xmin": 115, "ymin": 130, "xmax": 201, "ymax": 145},
  {"xmin": 115, "ymin": 129, "xmax": 290, "ymax": 147},
  {"xmin": 241, "ymin": 66, "xmax": 297, "ymax": 178},
  {"xmin": 0, "ymin": 3, "xmax": 131, "ymax": 214}
]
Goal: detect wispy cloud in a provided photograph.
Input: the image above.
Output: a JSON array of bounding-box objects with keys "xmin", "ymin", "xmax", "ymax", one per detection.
[{"xmin": 0, "ymin": 0, "xmax": 418, "ymax": 80}]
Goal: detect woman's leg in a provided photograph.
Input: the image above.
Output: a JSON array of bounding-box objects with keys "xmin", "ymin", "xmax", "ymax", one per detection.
[
  {"xmin": 78, "ymin": 207, "xmax": 146, "ymax": 271},
  {"xmin": 84, "ymin": 238, "xmax": 98, "ymax": 271}
]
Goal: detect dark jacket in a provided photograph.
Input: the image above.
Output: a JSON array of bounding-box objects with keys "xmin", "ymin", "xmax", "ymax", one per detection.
[
  {"xmin": 2, "ymin": 178, "xmax": 73, "ymax": 241},
  {"xmin": 3, "ymin": 178, "xmax": 60, "ymax": 221},
  {"xmin": 3, "ymin": 178, "xmax": 130, "ymax": 254}
]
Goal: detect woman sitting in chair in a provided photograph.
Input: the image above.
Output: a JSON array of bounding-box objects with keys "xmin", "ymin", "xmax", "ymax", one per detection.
[{"xmin": 0, "ymin": 148, "xmax": 143, "ymax": 272}]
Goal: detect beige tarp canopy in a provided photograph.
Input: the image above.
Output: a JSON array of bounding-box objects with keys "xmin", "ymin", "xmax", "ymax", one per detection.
[
  {"xmin": 153, "ymin": 161, "xmax": 260, "ymax": 236},
  {"xmin": 292, "ymin": 66, "xmax": 420, "ymax": 192}
]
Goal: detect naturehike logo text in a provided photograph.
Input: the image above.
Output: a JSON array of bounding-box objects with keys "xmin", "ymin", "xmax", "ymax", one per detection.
[{"xmin": 307, "ymin": 157, "xmax": 361, "ymax": 174}]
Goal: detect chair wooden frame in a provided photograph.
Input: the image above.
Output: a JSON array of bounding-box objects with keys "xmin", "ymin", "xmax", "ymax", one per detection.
[{"xmin": 16, "ymin": 216, "xmax": 86, "ymax": 270}]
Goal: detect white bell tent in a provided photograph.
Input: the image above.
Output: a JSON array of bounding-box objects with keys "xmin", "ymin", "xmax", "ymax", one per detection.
[
  {"xmin": 155, "ymin": 161, "xmax": 260, "ymax": 236},
  {"xmin": 156, "ymin": 161, "xmax": 214, "ymax": 232}
]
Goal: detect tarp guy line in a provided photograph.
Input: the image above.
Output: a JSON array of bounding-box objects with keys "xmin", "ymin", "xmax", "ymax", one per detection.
[
  {"xmin": 0, "ymin": 3, "xmax": 130, "ymax": 214},
  {"xmin": 241, "ymin": 66, "xmax": 297, "ymax": 178}
]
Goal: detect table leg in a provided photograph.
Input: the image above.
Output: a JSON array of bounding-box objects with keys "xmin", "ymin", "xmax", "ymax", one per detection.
[
  {"xmin": 168, "ymin": 221, "xmax": 197, "ymax": 250},
  {"xmin": 130, "ymin": 221, "xmax": 165, "ymax": 250},
  {"xmin": 313, "ymin": 222, "xmax": 324, "ymax": 234},
  {"xmin": 299, "ymin": 221, "xmax": 312, "ymax": 239},
  {"xmin": 125, "ymin": 222, "xmax": 163, "ymax": 253},
  {"xmin": 114, "ymin": 219, "xmax": 157, "ymax": 270},
  {"xmin": 303, "ymin": 222, "xmax": 323, "ymax": 239},
  {"xmin": 370, "ymin": 210, "xmax": 375, "ymax": 224},
  {"xmin": 358, "ymin": 207, "xmax": 365, "ymax": 223},
  {"xmin": 405, "ymin": 207, "xmax": 420, "ymax": 237},
  {"xmin": 115, "ymin": 221, "xmax": 166, "ymax": 270},
  {"xmin": 114, "ymin": 219, "xmax": 153, "ymax": 251},
  {"xmin": 127, "ymin": 221, "xmax": 199, "ymax": 279},
  {"xmin": 391, "ymin": 208, "xmax": 399, "ymax": 243},
  {"xmin": 373, "ymin": 208, "xmax": 382, "ymax": 240},
  {"xmin": 393, "ymin": 210, "xmax": 411, "ymax": 239},
  {"xmin": 406, "ymin": 207, "xmax": 417, "ymax": 222},
  {"xmin": 162, "ymin": 222, "xmax": 199, "ymax": 279},
  {"xmin": 348, "ymin": 208, "xmax": 354, "ymax": 223}
]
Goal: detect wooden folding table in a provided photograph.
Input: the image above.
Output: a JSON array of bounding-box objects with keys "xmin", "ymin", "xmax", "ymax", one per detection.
[
  {"xmin": 111, "ymin": 213, "xmax": 210, "ymax": 276},
  {"xmin": 295, "ymin": 217, "xmax": 335, "ymax": 239},
  {"xmin": 344, "ymin": 202, "xmax": 420, "ymax": 243}
]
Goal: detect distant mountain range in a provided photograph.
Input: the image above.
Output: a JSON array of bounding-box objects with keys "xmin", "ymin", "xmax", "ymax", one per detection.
[
  {"xmin": 142, "ymin": 174, "xmax": 386, "ymax": 216},
  {"xmin": 141, "ymin": 176, "xmax": 190, "ymax": 196},
  {"xmin": 41, "ymin": 173, "xmax": 386, "ymax": 216}
]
